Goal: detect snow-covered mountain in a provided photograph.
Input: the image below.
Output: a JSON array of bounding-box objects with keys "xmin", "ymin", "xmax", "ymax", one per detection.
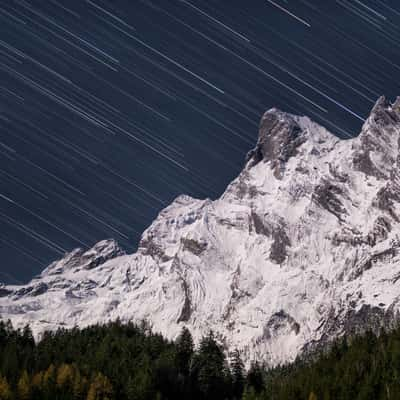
[{"xmin": 2, "ymin": 96, "xmax": 400, "ymax": 365}]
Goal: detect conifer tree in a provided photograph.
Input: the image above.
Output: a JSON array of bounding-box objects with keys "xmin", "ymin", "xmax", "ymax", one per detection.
[
  {"xmin": 1, "ymin": 340, "xmax": 18, "ymax": 381},
  {"xmin": 86, "ymin": 372, "xmax": 113, "ymax": 400},
  {"xmin": 42, "ymin": 364, "xmax": 56, "ymax": 400},
  {"xmin": 176, "ymin": 326, "xmax": 194, "ymax": 377},
  {"xmin": 308, "ymin": 391, "xmax": 317, "ymax": 400},
  {"xmin": 0, "ymin": 375, "xmax": 12, "ymax": 400},
  {"xmin": 31, "ymin": 371, "xmax": 43, "ymax": 389},
  {"xmin": 17, "ymin": 370, "xmax": 31, "ymax": 400},
  {"xmin": 57, "ymin": 364, "xmax": 75, "ymax": 388},
  {"xmin": 31, "ymin": 371, "xmax": 44, "ymax": 400},
  {"xmin": 21, "ymin": 325, "xmax": 34, "ymax": 346},
  {"xmin": 246, "ymin": 362, "xmax": 264, "ymax": 394},
  {"xmin": 126, "ymin": 356, "xmax": 155, "ymax": 400},
  {"xmin": 231, "ymin": 349, "xmax": 245, "ymax": 399},
  {"xmin": 242, "ymin": 385, "xmax": 258, "ymax": 400},
  {"xmin": 72, "ymin": 369, "xmax": 86, "ymax": 400},
  {"xmin": 193, "ymin": 331, "xmax": 227, "ymax": 400}
]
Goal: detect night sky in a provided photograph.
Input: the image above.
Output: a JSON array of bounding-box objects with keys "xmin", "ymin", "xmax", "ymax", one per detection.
[{"xmin": 1, "ymin": 0, "xmax": 400, "ymax": 284}]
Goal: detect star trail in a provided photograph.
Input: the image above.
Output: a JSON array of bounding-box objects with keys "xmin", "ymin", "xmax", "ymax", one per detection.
[{"xmin": 1, "ymin": 0, "xmax": 400, "ymax": 283}]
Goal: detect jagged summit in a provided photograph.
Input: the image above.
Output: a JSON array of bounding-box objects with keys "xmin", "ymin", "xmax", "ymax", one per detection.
[
  {"xmin": 245, "ymin": 107, "xmax": 338, "ymax": 179},
  {"xmin": 41, "ymin": 239, "xmax": 125, "ymax": 277},
  {"xmin": 352, "ymin": 96, "xmax": 400, "ymax": 180},
  {"xmin": 359, "ymin": 95, "xmax": 400, "ymax": 142},
  {"xmin": 246, "ymin": 108, "xmax": 306, "ymax": 172},
  {"xmin": 367, "ymin": 95, "xmax": 400, "ymax": 122},
  {"xmin": 2, "ymin": 96, "xmax": 400, "ymax": 366}
]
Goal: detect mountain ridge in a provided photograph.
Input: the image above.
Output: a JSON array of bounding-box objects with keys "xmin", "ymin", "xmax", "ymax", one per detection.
[{"xmin": 2, "ymin": 95, "xmax": 400, "ymax": 366}]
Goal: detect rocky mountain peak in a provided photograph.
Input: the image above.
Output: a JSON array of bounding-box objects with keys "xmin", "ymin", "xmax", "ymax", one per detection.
[
  {"xmin": 353, "ymin": 96, "xmax": 400, "ymax": 180},
  {"xmin": 393, "ymin": 96, "xmax": 400, "ymax": 114},
  {"xmin": 367, "ymin": 95, "xmax": 400, "ymax": 126},
  {"xmin": 86, "ymin": 239, "xmax": 124, "ymax": 259},
  {"xmin": 245, "ymin": 108, "xmax": 308, "ymax": 178},
  {"xmin": 41, "ymin": 239, "xmax": 125, "ymax": 277}
]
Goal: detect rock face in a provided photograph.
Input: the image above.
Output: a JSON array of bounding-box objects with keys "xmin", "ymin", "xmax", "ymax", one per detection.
[{"xmin": 2, "ymin": 96, "xmax": 400, "ymax": 366}]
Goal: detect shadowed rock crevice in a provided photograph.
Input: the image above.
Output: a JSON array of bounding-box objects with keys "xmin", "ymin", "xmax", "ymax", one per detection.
[
  {"xmin": 331, "ymin": 217, "xmax": 392, "ymax": 248},
  {"xmin": 223, "ymin": 265, "xmax": 253, "ymax": 322},
  {"xmin": 313, "ymin": 181, "xmax": 347, "ymax": 220},
  {"xmin": 250, "ymin": 211, "xmax": 269, "ymax": 236},
  {"xmin": 261, "ymin": 310, "xmax": 300, "ymax": 341},
  {"xmin": 177, "ymin": 278, "xmax": 192, "ymax": 323},
  {"xmin": 374, "ymin": 185, "xmax": 400, "ymax": 222},
  {"xmin": 139, "ymin": 236, "xmax": 171, "ymax": 262},
  {"xmin": 181, "ymin": 238, "xmax": 207, "ymax": 255},
  {"xmin": 270, "ymin": 224, "xmax": 291, "ymax": 264},
  {"xmin": 249, "ymin": 212, "xmax": 290, "ymax": 264},
  {"xmin": 350, "ymin": 247, "xmax": 398, "ymax": 280},
  {"xmin": 367, "ymin": 216, "xmax": 392, "ymax": 246}
]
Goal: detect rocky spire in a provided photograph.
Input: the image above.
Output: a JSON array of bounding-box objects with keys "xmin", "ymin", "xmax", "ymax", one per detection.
[
  {"xmin": 393, "ymin": 96, "xmax": 400, "ymax": 114},
  {"xmin": 245, "ymin": 108, "xmax": 307, "ymax": 178},
  {"xmin": 365, "ymin": 95, "xmax": 400, "ymax": 128},
  {"xmin": 353, "ymin": 96, "xmax": 400, "ymax": 179}
]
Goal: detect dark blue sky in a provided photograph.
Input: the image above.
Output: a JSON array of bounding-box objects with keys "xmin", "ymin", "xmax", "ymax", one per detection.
[{"xmin": 1, "ymin": 0, "xmax": 400, "ymax": 283}]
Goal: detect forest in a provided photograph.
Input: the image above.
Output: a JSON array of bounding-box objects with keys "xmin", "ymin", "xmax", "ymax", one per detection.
[{"xmin": 0, "ymin": 318, "xmax": 400, "ymax": 400}]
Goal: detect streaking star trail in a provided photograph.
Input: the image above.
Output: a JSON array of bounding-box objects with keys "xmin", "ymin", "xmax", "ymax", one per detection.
[{"xmin": 1, "ymin": 0, "xmax": 400, "ymax": 283}]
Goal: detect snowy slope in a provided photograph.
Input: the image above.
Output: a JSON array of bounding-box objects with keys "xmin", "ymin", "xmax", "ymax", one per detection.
[{"xmin": 2, "ymin": 96, "xmax": 400, "ymax": 365}]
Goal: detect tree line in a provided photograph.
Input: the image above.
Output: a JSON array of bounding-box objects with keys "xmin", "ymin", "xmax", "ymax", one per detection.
[{"xmin": 1, "ymin": 318, "xmax": 400, "ymax": 399}]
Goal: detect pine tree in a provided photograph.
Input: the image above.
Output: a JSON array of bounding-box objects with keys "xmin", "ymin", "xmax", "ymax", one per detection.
[
  {"xmin": 57, "ymin": 363, "xmax": 75, "ymax": 388},
  {"xmin": 193, "ymin": 331, "xmax": 227, "ymax": 400},
  {"xmin": 31, "ymin": 371, "xmax": 44, "ymax": 400},
  {"xmin": 176, "ymin": 326, "xmax": 194, "ymax": 377},
  {"xmin": 31, "ymin": 371, "xmax": 43, "ymax": 389},
  {"xmin": 242, "ymin": 385, "xmax": 258, "ymax": 400},
  {"xmin": 308, "ymin": 391, "xmax": 318, "ymax": 400},
  {"xmin": 17, "ymin": 370, "xmax": 31, "ymax": 400},
  {"xmin": 1, "ymin": 340, "xmax": 19, "ymax": 381},
  {"xmin": 86, "ymin": 372, "xmax": 113, "ymax": 400},
  {"xmin": 72, "ymin": 369, "xmax": 86, "ymax": 400},
  {"xmin": 126, "ymin": 357, "xmax": 155, "ymax": 400},
  {"xmin": 0, "ymin": 375, "xmax": 12, "ymax": 400},
  {"xmin": 231, "ymin": 349, "xmax": 245, "ymax": 399},
  {"xmin": 246, "ymin": 362, "xmax": 264, "ymax": 394},
  {"xmin": 42, "ymin": 364, "xmax": 56, "ymax": 400},
  {"xmin": 0, "ymin": 321, "xmax": 6, "ymax": 345},
  {"xmin": 21, "ymin": 325, "xmax": 34, "ymax": 346}
]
